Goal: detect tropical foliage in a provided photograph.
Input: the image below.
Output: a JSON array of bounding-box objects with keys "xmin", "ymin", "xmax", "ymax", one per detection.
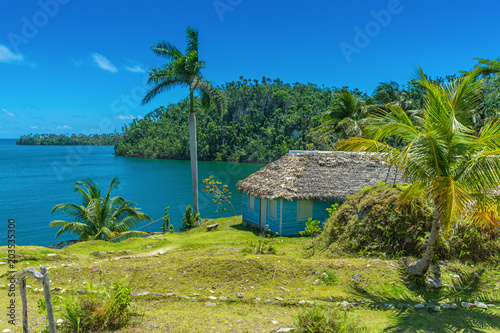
[
  {"xmin": 17, "ymin": 133, "xmax": 121, "ymax": 145},
  {"xmin": 141, "ymin": 26, "xmax": 227, "ymax": 215},
  {"xmin": 49, "ymin": 177, "xmax": 151, "ymax": 241},
  {"xmin": 336, "ymin": 68, "xmax": 500, "ymax": 276}
]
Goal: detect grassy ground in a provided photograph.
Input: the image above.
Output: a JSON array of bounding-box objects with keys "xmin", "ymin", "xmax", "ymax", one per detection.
[{"xmin": 1, "ymin": 216, "xmax": 499, "ymax": 332}]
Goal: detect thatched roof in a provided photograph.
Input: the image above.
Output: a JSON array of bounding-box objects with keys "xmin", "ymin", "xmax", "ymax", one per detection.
[{"xmin": 236, "ymin": 152, "xmax": 406, "ymax": 201}]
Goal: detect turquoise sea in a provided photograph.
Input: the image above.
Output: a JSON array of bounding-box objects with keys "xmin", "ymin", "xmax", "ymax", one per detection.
[{"xmin": 0, "ymin": 139, "xmax": 265, "ymax": 247}]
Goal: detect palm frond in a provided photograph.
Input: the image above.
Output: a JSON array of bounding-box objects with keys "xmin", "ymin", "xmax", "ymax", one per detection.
[
  {"xmin": 150, "ymin": 40, "xmax": 181, "ymax": 60},
  {"xmin": 185, "ymin": 26, "xmax": 199, "ymax": 54}
]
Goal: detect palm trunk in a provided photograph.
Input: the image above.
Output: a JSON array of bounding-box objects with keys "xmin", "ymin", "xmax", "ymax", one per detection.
[
  {"xmin": 188, "ymin": 89, "xmax": 199, "ymax": 216},
  {"xmin": 407, "ymin": 210, "xmax": 441, "ymax": 276}
]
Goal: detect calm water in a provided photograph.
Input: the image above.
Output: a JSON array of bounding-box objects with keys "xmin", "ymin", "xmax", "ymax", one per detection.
[{"xmin": 0, "ymin": 139, "xmax": 265, "ymax": 247}]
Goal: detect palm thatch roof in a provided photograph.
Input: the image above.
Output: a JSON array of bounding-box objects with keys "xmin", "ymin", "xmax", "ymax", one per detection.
[{"xmin": 236, "ymin": 152, "xmax": 405, "ymax": 201}]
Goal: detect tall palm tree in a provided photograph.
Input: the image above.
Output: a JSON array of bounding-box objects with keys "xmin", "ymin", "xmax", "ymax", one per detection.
[
  {"xmin": 336, "ymin": 68, "xmax": 500, "ymax": 276},
  {"xmin": 49, "ymin": 177, "xmax": 151, "ymax": 242},
  {"xmin": 319, "ymin": 89, "xmax": 368, "ymax": 140},
  {"xmin": 142, "ymin": 26, "xmax": 227, "ymax": 215}
]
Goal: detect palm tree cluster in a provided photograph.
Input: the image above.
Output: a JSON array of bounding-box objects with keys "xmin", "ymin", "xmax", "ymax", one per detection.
[{"xmin": 335, "ymin": 68, "xmax": 500, "ymax": 276}]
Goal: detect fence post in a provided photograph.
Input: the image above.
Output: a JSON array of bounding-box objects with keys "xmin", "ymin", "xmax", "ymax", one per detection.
[{"xmin": 41, "ymin": 266, "xmax": 57, "ymax": 333}]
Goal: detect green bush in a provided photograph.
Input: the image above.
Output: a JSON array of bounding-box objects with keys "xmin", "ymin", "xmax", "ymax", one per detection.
[
  {"xmin": 295, "ymin": 305, "xmax": 368, "ymax": 333},
  {"xmin": 41, "ymin": 281, "xmax": 139, "ymax": 332},
  {"xmin": 322, "ymin": 183, "xmax": 500, "ymax": 261},
  {"xmin": 179, "ymin": 204, "xmax": 200, "ymax": 232}
]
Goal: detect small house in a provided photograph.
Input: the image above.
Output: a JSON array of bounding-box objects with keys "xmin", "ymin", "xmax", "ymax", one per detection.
[{"xmin": 236, "ymin": 151, "xmax": 401, "ymax": 235}]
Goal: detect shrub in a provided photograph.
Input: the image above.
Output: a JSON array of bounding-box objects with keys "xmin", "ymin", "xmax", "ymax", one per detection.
[
  {"xmin": 179, "ymin": 204, "xmax": 200, "ymax": 232},
  {"xmin": 322, "ymin": 183, "xmax": 500, "ymax": 261},
  {"xmin": 295, "ymin": 305, "xmax": 368, "ymax": 333}
]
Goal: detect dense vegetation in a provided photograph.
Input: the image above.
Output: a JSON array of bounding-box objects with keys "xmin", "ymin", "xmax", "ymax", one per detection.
[
  {"xmin": 115, "ymin": 77, "xmax": 342, "ymax": 162},
  {"xmin": 322, "ymin": 183, "xmax": 500, "ymax": 262},
  {"xmin": 16, "ymin": 133, "xmax": 121, "ymax": 145}
]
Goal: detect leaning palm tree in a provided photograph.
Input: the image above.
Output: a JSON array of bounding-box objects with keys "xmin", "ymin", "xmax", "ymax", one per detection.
[
  {"xmin": 50, "ymin": 177, "xmax": 151, "ymax": 242},
  {"xmin": 336, "ymin": 68, "xmax": 500, "ymax": 276},
  {"xmin": 319, "ymin": 89, "xmax": 368, "ymax": 140},
  {"xmin": 142, "ymin": 26, "xmax": 227, "ymax": 215}
]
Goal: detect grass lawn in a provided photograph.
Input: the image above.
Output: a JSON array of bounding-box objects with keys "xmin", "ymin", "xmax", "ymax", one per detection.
[{"xmin": 1, "ymin": 216, "xmax": 499, "ymax": 332}]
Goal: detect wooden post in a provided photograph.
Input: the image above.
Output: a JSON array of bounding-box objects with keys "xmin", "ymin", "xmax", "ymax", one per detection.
[
  {"xmin": 17, "ymin": 267, "xmax": 57, "ymax": 333},
  {"xmin": 40, "ymin": 266, "xmax": 57, "ymax": 333},
  {"xmin": 20, "ymin": 276, "xmax": 28, "ymax": 333}
]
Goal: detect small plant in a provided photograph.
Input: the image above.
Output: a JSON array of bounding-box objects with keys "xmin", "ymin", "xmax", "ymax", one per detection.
[
  {"xmin": 56, "ymin": 281, "xmax": 138, "ymax": 332},
  {"xmin": 319, "ymin": 268, "xmax": 338, "ymax": 286},
  {"xmin": 161, "ymin": 206, "xmax": 174, "ymax": 233},
  {"xmin": 295, "ymin": 305, "xmax": 368, "ymax": 333},
  {"xmin": 202, "ymin": 175, "xmax": 235, "ymax": 216},
  {"xmin": 242, "ymin": 225, "xmax": 278, "ymax": 255},
  {"xmin": 179, "ymin": 204, "xmax": 200, "ymax": 231},
  {"xmin": 300, "ymin": 218, "xmax": 322, "ymax": 256}
]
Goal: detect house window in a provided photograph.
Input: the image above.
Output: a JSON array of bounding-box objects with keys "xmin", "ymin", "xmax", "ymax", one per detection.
[
  {"xmin": 297, "ymin": 200, "xmax": 313, "ymax": 221},
  {"xmin": 248, "ymin": 195, "xmax": 255, "ymax": 211},
  {"xmin": 269, "ymin": 199, "xmax": 277, "ymax": 219}
]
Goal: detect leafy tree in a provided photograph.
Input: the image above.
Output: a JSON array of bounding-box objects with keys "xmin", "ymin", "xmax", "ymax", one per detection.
[
  {"xmin": 336, "ymin": 68, "xmax": 500, "ymax": 276},
  {"xmin": 179, "ymin": 204, "xmax": 200, "ymax": 232},
  {"xmin": 202, "ymin": 175, "xmax": 235, "ymax": 216},
  {"xmin": 318, "ymin": 89, "xmax": 368, "ymax": 142},
  {"xmin": 141, "ymin": 26, "xmax": 227, "ymax": 215},
  {"xmin": 49, "ymin": 177, "xmax": 151, "ymax": 241}
]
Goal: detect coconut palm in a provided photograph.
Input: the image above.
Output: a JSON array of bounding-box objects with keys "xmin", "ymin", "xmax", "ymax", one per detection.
[
  {"xmin": 49, "ymin": 177, "xmax": 151, "ymax": 242},
  {"xmin": 319, "ymin": 89, "xmax": 368, "ymax": 140},
  {"xmin": 336, "ymin": 68, "xmax": 500, "ymax": 276},
  {"xmin": 142, "ymin": 26, "xmax": 227, "ymax": 215}
]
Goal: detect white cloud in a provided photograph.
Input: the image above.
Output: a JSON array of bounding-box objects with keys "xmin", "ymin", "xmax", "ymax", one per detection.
[
  {"xmin": 57, "ymin": 125, "xmax": 72, "ymax": 129},
  {"xmin": 91, "ymin": 53, "xmax": 117, "ymax": 73},
  {"xmin": 30, "ymin": 126, "xmax": 38, "ymax": 129},
  {"xmin": 125, "ymin": 65, "xmax": 146, "ymax": 73},
  {"xmin": 0, "ymin": 44, "xmax": 23, "ymax": 63},
  {"xmin": 2, "ymin": 108, "xmax": 15, "ymax": 117}
]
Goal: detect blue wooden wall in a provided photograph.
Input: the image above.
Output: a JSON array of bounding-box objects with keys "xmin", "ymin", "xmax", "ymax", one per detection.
[
  {"xmin": 242, "ymin": 193, "xmax": 260, "ymax": 227},
  {"xmin": 242, "ymin": 193, "xmax": 336, "ymax": 236}
]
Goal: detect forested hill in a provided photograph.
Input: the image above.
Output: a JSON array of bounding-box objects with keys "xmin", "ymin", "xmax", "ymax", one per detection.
[
  {"xmin": 17, "ymin": 133, "xmax": 121, "ymax": 146},
  {"xmin": 115, "ymin": 78, "xmax": 351, "ymax": 163}
]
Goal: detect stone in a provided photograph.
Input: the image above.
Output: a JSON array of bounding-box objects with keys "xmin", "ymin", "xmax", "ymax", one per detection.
[
  {"xmin": 107, "ymin": 251, "xmax": 114, "ymax": 254},
  {"xmin": 47, "ymin": 254, "xmax": 57, "ymax": 257},
  {"xmin": 474, "ymin": 301, "xmax": 488, "ymax": 310},
  {"xmin": 206, "ymin": 302, "xmax": 216, "ymax": 306},
  {"xmin": 441, "ymin": 304, "xmax": 452, "ymax": 309},
  {"xmin": 431, "ymin": 305, "xmax": 441, "ymax": 312},
  {"xmin": 77, "ymin": 290, "xmax": 86, "ymax": 295},
  {"xmin": 278, "ymin": 286, "xmax": 289, "ymax": 292},
  {"xmin": 146, "ymin": 246, "xmax": 152, "ymax": 249},
  {"xmin": 206, "ymin": 223, "xmax": 219, "ymax": 231},
  {"xmin": 451, "ymin": 303, "xmax": 457, "ymax": 309},
  {"xmin": 208, "ymin": 296, "xmax": 217, "ymax": 300},
  {"xmin": 299, "ymin": 300, "xmax": 306, "ymax": 304},
  {"xmin": 313, "ymin": 279, "xmax": 319, "ymax": 285},
  {"xmin": 90, "ymin": 251, "xmax": 107, "ymax": 256},
  {"xmin": 51, "ymin": 287, "xmax": 62, "ymax": 292},
  {"xmin": 151, "ymin": 293, "xmax": 164, "ymax": 297},
  {"xmin": 413, "ymin": 303, "xmax": 425, "ymax": 309},
  {"xmin": 264, "ymin": 299, "xmax": 271, "ymax": 303},
  {"xmin": 352, "ymin": 273, "xmax": 362, "ymax": 280},
  {"xmin": 219, "ymin": 296, "xmax": 227, "ymax": 300},
  {"xmin": 56, "ymin": 319, "xmax": 63, "ymax": 324},
  {"xmin": 341, "ymin": 301, "xmax": 351, "ymax": 308},
  {"xmin": 0, "ymin": 262, "xmax": 6, "ymax": 265},
  {"xmin": 272, "ymin": 320, "xmax": 279, "ymax": 324},
  {"xmin": 137, "ymin": 292, "xmax": 149, "ymax": 296},
  {"xmin": 193, "ymin": 293, "xmax": 200, "ymax": 296},
  {"xmin": 254, "ymin": 298, "xmax": 260, "ymax": 302},
  {"xmin": 276, "ymin": 327, "xmax": 295, "ymax": 332},
  {"xmin": 461, "ymin": 302, "xmax": 474, "ymax": 308},
  {"xmin": 275, "ymin": 297, "xmax": 284, "ymax": 301},
  {"xmin": 385, "ymin": 304, "xmax": 394, "ymax": 308},
  {"xmin": 3, "ymin": 329, "xmax": 12, "ymax": 332},
  {"xmin": 237, "ymin": 291, "xmax": 244, "ymax": 298}
]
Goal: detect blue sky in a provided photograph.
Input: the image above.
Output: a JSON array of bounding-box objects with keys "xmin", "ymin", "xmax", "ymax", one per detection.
[{"xmin": 0, "ymin": 0, "xmax": 499, "ymax": 138}]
